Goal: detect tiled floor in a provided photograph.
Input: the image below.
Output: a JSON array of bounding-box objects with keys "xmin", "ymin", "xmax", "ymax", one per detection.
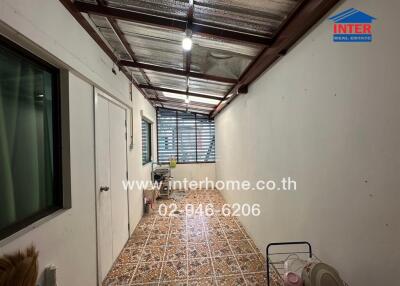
[{"xmin": 103, "ymin": 189, "xmax": 267, "ymax": 285}]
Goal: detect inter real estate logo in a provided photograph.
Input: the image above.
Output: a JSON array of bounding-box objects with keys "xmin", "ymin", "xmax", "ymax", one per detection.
[{"xmin": 329, "ymin": 8, "xmax": 376, "ymax": 42}]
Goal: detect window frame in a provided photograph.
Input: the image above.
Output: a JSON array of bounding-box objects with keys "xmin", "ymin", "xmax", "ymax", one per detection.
[
  {"xmin": 156, "ymin": 108, "xmax": 216, "ymax": 164},
  {"xmin": 141, "ymin": 118, "xmax": 152, "ymax": 165},
  {"xmin": 0, "ymin": 35, "xmax": 64, "ymax": 241}
]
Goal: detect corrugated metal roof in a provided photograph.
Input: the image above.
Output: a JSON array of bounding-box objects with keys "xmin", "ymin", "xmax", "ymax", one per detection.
[
  {"xmin": 118, "ymin": 20, "xmax": 185, "ymax": 69},
  {"xmin": 189, "ymin": 77, "xmax": 232, "ymax": 97},
  {"xmin": 107, "ymin": 0, "xmax": 190, "ymax": 19},
  {"xmin": 77, "ymin": 0, "xmax": 302, "ymax": 114},
  {"xmin": 191, "ymin": 33, "xmax": 262, "ymax": 79},
  {"xmin": 128, "ymin": 67, "xmax": 148, "ymax": 85},
  {"xmin": 139, "ymin": 69, "xmax": 187, "ymax": 91},
  {"xmin": 88, "ymin": 14, "xmax": 131, "ymax": 60},
  {"xmin": 193, "ymin": 0, "xmax": 300, "ymax": 37},
  {"xmin": 161, "ymin": 92, "xmax": 220, "ymax": 106}
]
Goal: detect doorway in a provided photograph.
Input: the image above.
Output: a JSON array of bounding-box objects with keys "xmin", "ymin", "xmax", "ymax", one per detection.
[{"xmin": 94, "ymin": 89, "xmax": 129, "ymax": 283}]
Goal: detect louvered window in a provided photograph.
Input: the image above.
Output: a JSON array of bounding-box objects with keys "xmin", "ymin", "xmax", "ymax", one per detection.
[
  {"xmin": 157, "ymin": 108, "xmax": 215, "ymax": 164},
  {"xmin": 157, "ymin": 109, "xmax": 178, "ymax": 164},
  {"xmin": 196, "ymin": 114, "xmax": 216, "ymax": 162}
]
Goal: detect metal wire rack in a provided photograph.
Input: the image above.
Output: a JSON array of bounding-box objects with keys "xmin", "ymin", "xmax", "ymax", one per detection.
[{"xmin": 266, "ymin": 241, "xmax": 349, "ymax": 286}]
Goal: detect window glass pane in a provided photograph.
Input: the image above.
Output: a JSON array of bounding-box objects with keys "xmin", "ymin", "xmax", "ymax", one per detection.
[
  {"xmin": 0, "ymin": 39, "xmax": 60, "ymax": 238},
  {"xmin": 177, "ymin": 111, "xmax": 196, "ymax": 163},
  {"xmin": 142, "ymin": 119, "xmax": 151, "ymax": 164}
]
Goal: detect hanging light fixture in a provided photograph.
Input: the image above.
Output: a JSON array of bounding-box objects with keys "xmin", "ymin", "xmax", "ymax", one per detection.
[
  {"xmin": 182, "ymin": 37, "xmax": 192, "ymax": 51},
  {"xmin": 185, "ymin": 95, "xmax": 190, "ymax": 104}
]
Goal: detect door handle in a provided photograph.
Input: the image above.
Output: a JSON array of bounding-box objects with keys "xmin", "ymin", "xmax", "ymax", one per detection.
[{"xmin": 100, "ymin": 186, "xmax": 110, "ymax": 192}]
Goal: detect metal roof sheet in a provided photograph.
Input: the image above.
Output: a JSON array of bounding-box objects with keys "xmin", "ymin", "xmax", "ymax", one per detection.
[
  {"xmin": 118, "ymin": 20, "xmax": 185, "ymax": 69},
  {"xmin": 193, "ymin": 0, "xmax": 300, "ymax": 37},
  {"xmin": 75, "ymin": 0, "xmax": 305, "ymax": 116}
]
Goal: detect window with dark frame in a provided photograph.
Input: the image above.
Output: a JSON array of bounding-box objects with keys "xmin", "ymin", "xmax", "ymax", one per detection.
[
  {"xmin": 0, "ymin": 36, "xmax": 63, "ymax": 240},
  {"xmin": 142, "ymin": 119, "xmax": 152, "ymax": 165},
  {"xmin": 157, "ymin": 108, "xmax": 215, "ymax": 164}
]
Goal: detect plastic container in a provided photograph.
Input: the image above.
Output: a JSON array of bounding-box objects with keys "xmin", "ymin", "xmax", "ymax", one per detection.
[
  {"xmin": 284, "ymin": 256, "xmax": 308, "ymax": 276},
  {"xmin": 284, "ymin": 272, "xmax": 303, "ymax": 286}
]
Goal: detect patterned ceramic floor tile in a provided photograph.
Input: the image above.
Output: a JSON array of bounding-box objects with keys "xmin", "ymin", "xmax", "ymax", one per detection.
[
  {"xmin": 125, "ymin": 235, "xmax": 148, "ymax": 249},
  {"xmin": 169, "ymin": 222, "xmax": 186, "ymax": 233},
  {"xmin": 187, "ymin": 278, "xmax": 216, "ymax": 286},
  {"xmin": 160, "ymin": 260, "xmax": 187, "ymax": 282},
  {"xmin": 102, "ymin": 190, "xmax": 267, "ymax": 286},
  {"xmin": 212, "ymin": 256, "xmax": 241, "ymax": 276},
  {"xmin": 159, "ymin": 280, "xmax": 188, "ymax": 286},
  {"xmin": 130, "ymin": 261, "xmax": 162, "ymax": 284},
  {"xmin": 141, "ymin": 245, "xmax": 166, "ymax": 262},
  {"xmin": 188, "ymin": 231, "xmax": 206, "ymax": 244},
  {"xmin": 203, "ymin": 220, "xmax": 220, "ymax": 231},
  {"xmin": 165, "ymin": 244, "xmax": 187, "ymax": 261},
  {"xmin": 188, "ymin": 258, "xmax": 214, "ymax": 278},
  {"xmin": 155, "ymin": 216, "xmax": 171, "ymax": 224},
  {"xmin": 230, "ymin": 240, "xmax": 255, "ymax": 255},
  {"xmin": 216, "ymin": 275, "xmax": 246, "ymax": 286},
  {"xmin": 188, "ymin": 243, "xmax": 210, "ymax": 259},
  {"xmin": 132, "ymin": 227, "xmax": 150, "ymax": 236},
  {"xmin": 116, "ymin": 247, "xmax": 142, "ymax": 264},
  {"xmin": 203, "ymin": 216, "xmax": 219, "ymax": 224},
  {"xmin": 244, "ymin": 272, "xmax": 268, "ymax": 285},
  {"xmin": 102, "ymin": 263, "xmax": 136, "ymax": 286},
  {"xmin": 205, "ymin": 229, "xmax": 225, "ymax": 242},
  {"xmin": 168, "ymin": 232, "xmax": 188, "ymax": 245},
  {"xmin": 209, "ymin": 240, "xmax": 233, "ymax": 257},
  {"xmin": 147, "ymin": 234, "xmax": 168, "ymax": 246},
  {"xmin": 187, "ymin": 224, "xmax": 204, "ymax": 233},
  {"xmin": 151, "ymin": 224, "xmax": 170, "ymax": 235},
  {"xmin": 219, "ymin": 220, "xmax": 239, "ymax": 230},
  {"xmin": 236, "ymin": 254, "xmax": 266, "ymax": 273},
  {"xmin": 224, "ymin": 229, "xmax": 248, "ymax": 241}
]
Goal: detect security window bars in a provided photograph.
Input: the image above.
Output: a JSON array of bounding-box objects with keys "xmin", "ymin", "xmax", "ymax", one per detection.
[{"xmin": 157, "ymin": 108, "xmax": 215, "ymax": 164}]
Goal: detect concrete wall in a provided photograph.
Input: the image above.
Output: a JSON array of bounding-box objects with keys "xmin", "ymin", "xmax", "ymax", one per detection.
[
  {"xmin": 0, "ymin": 0, "xmax": 155, "ymax": 285},
  {"xmin": 171, "ymin": 163, "xmax": 216, "ymax": 189},
  {"xmin": 215, "ymin": 1, "xmax": 400, "ymax": 286}
]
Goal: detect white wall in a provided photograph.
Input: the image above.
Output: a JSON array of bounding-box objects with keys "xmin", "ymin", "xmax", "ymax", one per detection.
[
  {"xmin": 215, "ymin": 1, "xmax": 400, "ymax": 286},
  {"xmin": 170, "ymin": 163, "xmax": 216, "ymax": 189},
  {"xmin": 128, "ymin": 88, "xmax": 157, "ymax": 230},
  {"xmin": 0, "ymin": 0, "xmax": 156, "ymax": 285},
  {"xmin": 0, "ymin": 73, "xmax": 98, "ymax": 286}
]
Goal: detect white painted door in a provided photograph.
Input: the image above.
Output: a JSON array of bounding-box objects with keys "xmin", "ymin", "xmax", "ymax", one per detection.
[
  {"xmin": 95, "ymin": 95, "xmax": 113, "ymax": 282},
  {"xmin": 95, "ymin": 93, "xmax": 129, "ymax": 283},
  {"xmin": 109, "ymin": 102, "xmax": 129, "ymax": 261}
]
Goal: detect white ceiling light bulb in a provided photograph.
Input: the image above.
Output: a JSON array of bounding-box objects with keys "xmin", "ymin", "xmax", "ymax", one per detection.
[
  {"xmin": 182, "ymin": 37, "xmax": 192, "ymax": 51},
  {"xmin": 185, "ymin": 96, "xmax": 190, "ymax": 104}
]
